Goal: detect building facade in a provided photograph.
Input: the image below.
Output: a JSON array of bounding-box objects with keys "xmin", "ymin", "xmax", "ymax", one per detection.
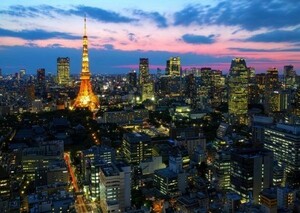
[
  {"xmin": 57, "ymin": 57, "xmax": 70, "ymax": 85},
  {"xmin": 228, "ymin": 58, "xmax": 249, "ymax": 125},
  {"xmin": 230, "ymin": 148, "xmax": 273, "ymax": 203},
  {"xmin": 122, "ymin": 133, "xmax": 152, "ymax": 165},
  {"xmin": 264, "ymin": 123, "xmax": 300, "ymax": 175}
]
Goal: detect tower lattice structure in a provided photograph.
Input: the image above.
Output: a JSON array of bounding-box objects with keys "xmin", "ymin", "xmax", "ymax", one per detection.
[{"xmin": 73, "ymin": 17, "xmax": 99, "ymax": 111}]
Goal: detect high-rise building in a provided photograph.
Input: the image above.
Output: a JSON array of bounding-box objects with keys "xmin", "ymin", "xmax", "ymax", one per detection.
[
  {"xmin": 251, "ymin": 115, "xmax": 274, "ymax": 145},
  {"xmin": 127, "ymin": 70, "xmax": 137, "ymax": 88},
  {"xmin": 57, "ymin": 57, "xmax": 70, "ymax": 85},
  {"xmin": 99, "ymin": 162, "xmax": 131, "ymax": 212},
  {"xmin": 264, "ymin": 123, "xmax": 300, "ymax": 178},
  {"xmin": 153, "ymin": 152, "xmax": 187, "ymax": 198},
  {"xmin": 26, "ymin": 84, "xmax": 35, "ymax": 102},
  {"xmin": 255, "ymin": 73, "xmax": 266, "ymax": 104},
  {"xmin": 139, "ymin": 58, "xmax": 150, "ymax": 85},
  {"xmin": 158, "ymin": 75, "xmax": 182, "ymax": 98},
  {"xmin": 81, "ymin": 145, "xmax": 116, "ymax": 181},
  {"xmin": 166, "ymin": 57, "xmax": 181, "ymax": 76},
  {"xmin": 185, "ymin": 74, "xmax": 196, "ymax": 106},
  {"xmin": 228, "ymin": 58, "xmax": 249, "ymax": 125},
  {"xmin": 283, "ymin": 65, "xmax": 296, "ymax": 89},
  {"xmin": 19, "ymin": 69, "xmax": 26, "ymax": 78},
  {"xmin": 122, "ymin": 132, "xmax": 152, "ymax": 165},
  {"xmin": 211, "ymin": 70, "xmax": 225, "ymax": 107},
  {"xmin": 292, "ymin": 88, "xmax": 300, "ymax": 116},
  {"xmin": 139, "ymin": 58, "xmax": 154, "ymax": 101},
  {"xmin": 230, "ymin": 148, "xmax": 273, "ymax": 203},
  {"xmin": 264, "ymin": 68, "xmax": 280, "ymax": 114},
  {"xmin": 73, "ymin": 17, "xmax": 99, "ymax": 111},
  {"xmin": 214, "ymin": 151, "xmax": 231, "ymax": 190},
  {"xmin": 37, "ymin": 68, "xmax": 45, "ymax": 83}
]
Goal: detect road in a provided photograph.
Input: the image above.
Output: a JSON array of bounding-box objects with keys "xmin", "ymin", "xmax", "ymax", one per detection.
[{"xmin": 64, "ymin": 152, "xmax": 89, "ymax": 213}]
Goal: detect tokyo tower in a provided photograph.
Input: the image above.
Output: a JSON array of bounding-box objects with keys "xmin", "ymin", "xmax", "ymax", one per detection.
[{"xmin": 73, "ymin": 16, "xmax": 99, "ymax": 111}]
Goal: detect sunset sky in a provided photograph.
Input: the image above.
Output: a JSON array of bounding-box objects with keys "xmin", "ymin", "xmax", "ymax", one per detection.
[{"xmin": 1, "ymin": 0, "xmax": 300, "ymax": 75}]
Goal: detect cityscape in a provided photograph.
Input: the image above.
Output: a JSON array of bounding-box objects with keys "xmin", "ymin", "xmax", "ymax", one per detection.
[{"xmin": 1, "ymin": 1, "xmax": 300, "ymax": 213}]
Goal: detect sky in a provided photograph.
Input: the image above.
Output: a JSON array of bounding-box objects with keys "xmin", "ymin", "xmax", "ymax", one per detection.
[{"xmin": 1, "ymin": 0, "xmax": 300, "ymax": 75}]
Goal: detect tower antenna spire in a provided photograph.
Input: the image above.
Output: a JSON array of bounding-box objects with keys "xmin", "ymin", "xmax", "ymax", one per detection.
[{"xmin": 84, "ymin": 14, "xmax": 87, "ymax": 36}]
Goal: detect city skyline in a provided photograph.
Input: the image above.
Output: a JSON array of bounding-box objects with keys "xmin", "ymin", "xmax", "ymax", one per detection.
[{"xmin": 1, "ymin": 0, "xmax": 300, "ymax": 74}]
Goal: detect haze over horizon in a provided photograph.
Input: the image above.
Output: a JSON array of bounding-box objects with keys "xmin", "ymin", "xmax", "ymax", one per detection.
[{"xmin": 1, "ymin": 0, "xmax": 300, "ymax": 75}]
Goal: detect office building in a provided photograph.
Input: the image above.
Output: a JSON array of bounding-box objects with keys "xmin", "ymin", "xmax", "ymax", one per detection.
[
  {"xmin": 102, "ymin": 108, "xmax": 149, "ymax": 124},
  {"xmin": 228, "ymin": 58, "xmax": 249, "ymax": 125},
  {"xmin": 211, "ymin": 69, "xmax": 225, "ymax": 107},
  {"xmin": 122, "ymin": 133, "xmax": 152, "ymax": 165},
  {"xmin": 81, "ymin": 145, "xmax": 116, "ymax": 181},
  {"xmin": 89, "ymin": 159, "xmax": 102, "ymax": 200},
  {"xmin": 99, "ymin": 162, "xmax": 131, "ymax": 212},
  {"xmin": 255, "ymin": 73, "xmax": 266, "ymax": 104},
  {"xmin": 264, "ymin": 123, "xmax": 300, "ymax": 176},
  {"xmin": 139, "ymin": 58, "xmax": 150, "ymax": 85},
  {"xmin": 214, "ymin": 151, "xmax": 231, "ymax": 190},
  {"xmin": 0, "ymin": 166, "xmax": 10, "ymax": 200},
  {"xmin": 138, "ymin": 58, "xmax": 154, "ymax": 101},
  {"xmin": 251, "ymin": 115, "xmax": 274, "ymax": 145},
  {"xmin": 277, "ymin": 187, "xmax": 296, "ymax": 210},
  {"xmin": 57, "ymin": 57, "xmax": 70, "ymax": 85},
  {"xmin": 158, "ymin": 75, "xmax": 182, "ymax": 98},
  {"xmin": 153, "ymin": 168, "xmax": 180, "ymax": 198},
  {"xmin": 142, "ymin": 82, "xmax": 154, "ymax": 101},
  {"xmin": 127, "ymin": 70, "xmax": 137, "ymax": 88},
  {"xmin": 283, "ymin": 65, "xmax": 296, "ymax": 89},
  {"xmin": 153, "ymin": 152, "xmax": 187, "ymax": 198},
  {"xmin": 264, "ymin": 68, "xmax": 280, "ymax": 114},
  {"xmin": 185, "ymin": 74, "xmax": 196, "ymax": 105},
  {"xmin": 230, "ymin": 148, "xmax": 273, "ymax": 203},
  {"xmin": 37, "ymin": 68, "xmax": 45, "ymax": 84},
  {"xmin": 260, "ymin": 188, "xmax": 277, "ymax": 213},
  {"xmin": 293, "ymin": 88, "xmax": 300, "ymax": 116},
  {"xmin": 166, "ymin": 57, "xmax": 181, "ymax": 76}
]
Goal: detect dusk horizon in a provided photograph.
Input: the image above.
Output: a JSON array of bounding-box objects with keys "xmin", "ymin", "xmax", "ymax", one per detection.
[{"xmin": 1, "ymin": 0, "xmax": 300, "ymax": 75}]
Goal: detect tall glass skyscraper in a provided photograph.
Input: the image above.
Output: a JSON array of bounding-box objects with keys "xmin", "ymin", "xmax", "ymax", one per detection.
[
  {"xmin": 166, "ymin": 57, "xmax": 181, "ymax": 76},
  {"xmin": 228, "ymin": 58, "xmax": 249, "ymax": 125},
  {"xmin": 57, "ymin": 57, "xmax": 70, "ymax": 85},
  {"xmin": 139, "ymin": 58, "xmax": 154, "ymax": 101}
]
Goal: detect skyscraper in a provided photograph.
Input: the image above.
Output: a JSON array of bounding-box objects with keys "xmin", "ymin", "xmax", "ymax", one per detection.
[
  {"xmin": 73, "ymin": 17, "xmax": 99, "ymax": 111},
  {"xmin": 139, "ymin": 58, "xmax": 149, "ymax": 85},
  {"xmin": 283, "ymin": 65, "xmax": 296, "ymax": 89},
  {"xmin": 228, "ymin": 58, "xmax": 249, "ymax": 125},
  {"xmin": 139, "ymin": 58, "xmax": 154, "ymax": 101},
  {"xmin": 264, "ymin": 68, "xmax": 280, "ymax": 114},
  {"xmin": 57, "ymin": 57, "xmax": 70, "ymax": 85},
  {"xmin": 37, "ymin": 68, "xmax": 45, "ymax": 83},
  {"xmin": 166, "ymin": 57, "xmax": 181, "ymax": 76},
  {"xmin": 127, "ymin": 70, "xmax": 137, "ymax": 88}
]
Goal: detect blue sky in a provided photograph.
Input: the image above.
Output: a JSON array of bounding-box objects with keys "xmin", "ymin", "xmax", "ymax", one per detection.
[{"xmin": 0, "ymin": 0, "xmax": 300, "ymax": 75}]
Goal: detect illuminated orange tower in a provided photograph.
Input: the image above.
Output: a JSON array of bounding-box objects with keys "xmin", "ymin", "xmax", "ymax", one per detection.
[{"xmin": 73, "ymin": 16, "xmax": 99, "ymax": 111}]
